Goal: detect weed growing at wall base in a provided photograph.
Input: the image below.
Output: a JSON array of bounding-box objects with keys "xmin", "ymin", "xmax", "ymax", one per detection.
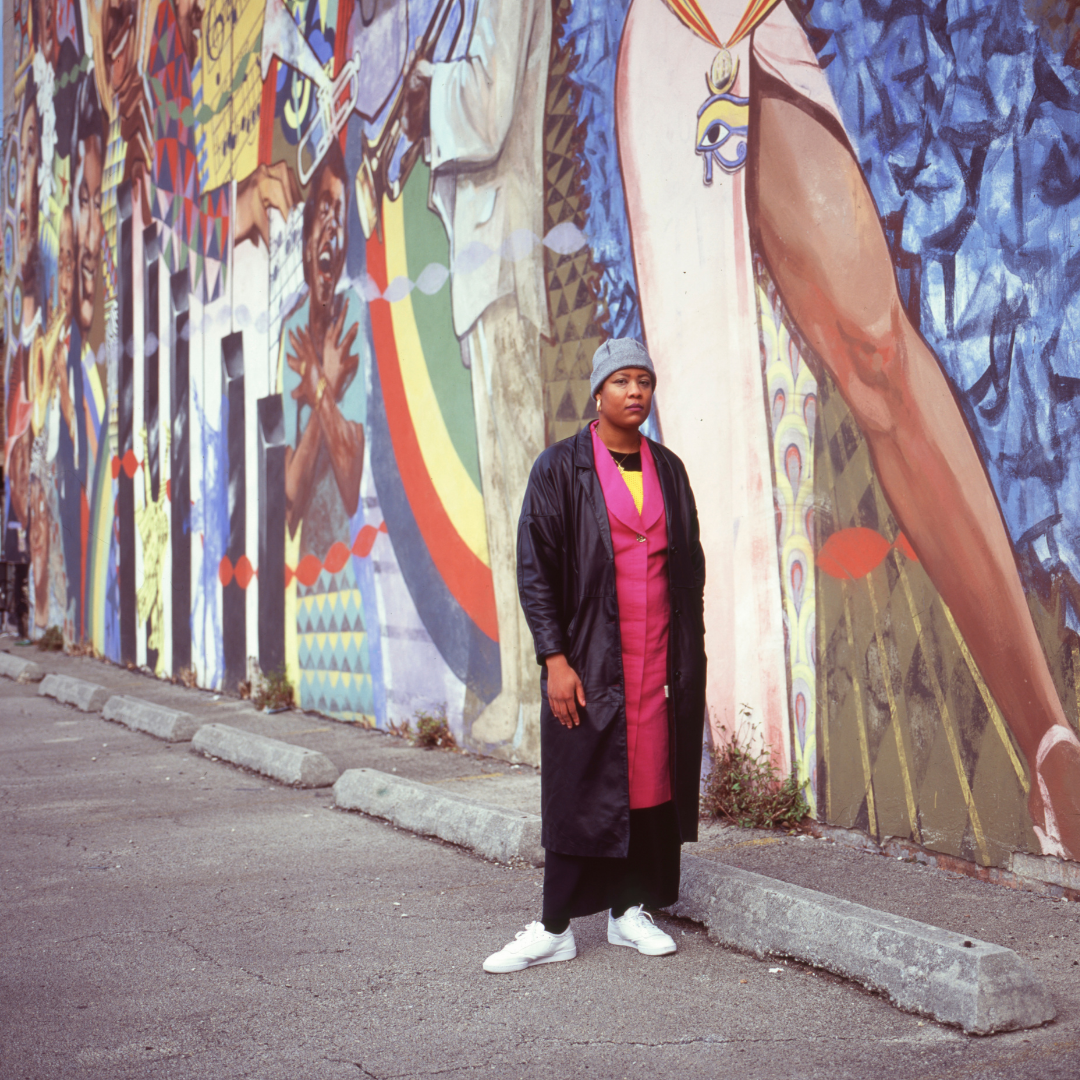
[
  {"xmin": 252, "ymin": 667, "xmax": 295, "ymax": 712},
  {"xmin": 703, "ymin": 708, "xmax": 810, "ymax": 831},
  {"xmin": 386, "ymin": 707, "xmax": 456, "ymax": 749},
  {"xmin": 37, "ymin": 627, "xmax": 64, "ymax": 652},
  {"xmin": 413, "ymin": 707, "xmax": 456, "ymax": 749}
]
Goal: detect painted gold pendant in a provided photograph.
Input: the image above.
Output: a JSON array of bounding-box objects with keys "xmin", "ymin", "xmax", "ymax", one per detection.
[{"xmin": 708, "ymin": 47, "xmax": 737, "ymax": 94}]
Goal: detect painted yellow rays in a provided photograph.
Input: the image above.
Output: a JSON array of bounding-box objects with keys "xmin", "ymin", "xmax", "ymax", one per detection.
[
  {"xmin": 662, "ymin": 0, "xmax": 784, "ymax": 47},
  {"xmin": 381, "ymin": 195, "xmax": 490, "ymax": 566}
]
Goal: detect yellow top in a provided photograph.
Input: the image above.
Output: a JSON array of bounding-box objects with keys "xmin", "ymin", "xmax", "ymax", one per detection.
[{"xmin": 621, "ymin": 469, "xmax": 645, "ymax": 516}]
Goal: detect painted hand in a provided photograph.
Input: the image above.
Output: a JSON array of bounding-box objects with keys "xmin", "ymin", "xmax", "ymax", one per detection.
[
  {"xmin": 235, "ymin": 162, "xmax": 303, "ymax": 249},
  {"xmin": 402, "ymin": 58, "xmax": 433, "ymax": 143},
  {"xmin": 286, "ymin": 326, "xmax": 322, "ymax": 410},
  {"xmin": 322, "ymin": 303, "xmax": 360, "ymax": 400}
]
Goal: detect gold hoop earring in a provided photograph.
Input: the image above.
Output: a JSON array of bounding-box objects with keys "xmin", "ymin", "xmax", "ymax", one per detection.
[{"xmin": 595, "ymin": 397, "xmax": 601, "ymax": 412}]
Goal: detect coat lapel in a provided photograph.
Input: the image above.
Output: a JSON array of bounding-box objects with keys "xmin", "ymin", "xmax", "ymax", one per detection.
[
  {"xmin": 639, "ymin": 439, "xmax": 665, "ymax": 530},
  {"xmin": 649, "ymin": 439, "xmax": 675, "ymax": 541},
  {"xmin": 591, "ymin": 422, "xmax": 645, "ymax": 533},
  {"xmin": 575, "ymin": 426, "xmax": 613, "ymax": 559}
]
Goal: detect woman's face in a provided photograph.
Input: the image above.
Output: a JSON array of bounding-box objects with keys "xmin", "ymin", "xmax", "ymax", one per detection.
[
  {"xmin": 17, "ymin": 101, "xmax": 40, "ymax": 276},
  {"xmin": 597, "ymin": 367, "xmax": 654, "ymax": 430}
]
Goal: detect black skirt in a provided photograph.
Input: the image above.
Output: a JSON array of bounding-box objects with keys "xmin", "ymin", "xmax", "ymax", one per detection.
[{"xmin": 542, "ymin": 800, "xmax": 682, "ymax": 922}]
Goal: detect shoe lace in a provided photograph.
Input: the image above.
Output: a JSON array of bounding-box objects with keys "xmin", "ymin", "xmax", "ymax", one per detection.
[
  {"xmin": 515, "ymin": 921, "xmax": 548, "ymax": 942},
  {"xmin": 620, "ymin": 905, "xmax": 656, "ymax": 931}
]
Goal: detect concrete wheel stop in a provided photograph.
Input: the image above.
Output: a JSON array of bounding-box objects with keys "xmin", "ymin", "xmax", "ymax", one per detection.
[
  {"xmin": 333, "ymin": 768, "xmax": 544, "ymax": 866},
  {"xmin": 193, "ymin": 723, "xmax": 340, "ymax": 787},
  {"xmin": 673, "ymin": 855, "xmax": 1056, "ymax": 1035},
  {"xmin": 0, "ymin": 652, "xmax": 44, "ymax": 683},
  {"xmin": 38, "ymin": 672, "xmax": 109, "ymax": 712},
  {"xmin": 103, "ymin": 695, "xmax": 201, "ymax": 742}
]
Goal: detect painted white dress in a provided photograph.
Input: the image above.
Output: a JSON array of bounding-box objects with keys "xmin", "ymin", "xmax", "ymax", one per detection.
[{"xmin": 616, "ymin": 0, "xmax": 843, "ymax": 782}]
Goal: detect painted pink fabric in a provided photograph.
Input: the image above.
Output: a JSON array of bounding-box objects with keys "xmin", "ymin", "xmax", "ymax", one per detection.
[{"xmin": 591, "ymin": 422, "xmax": 672, "ymax": 809}]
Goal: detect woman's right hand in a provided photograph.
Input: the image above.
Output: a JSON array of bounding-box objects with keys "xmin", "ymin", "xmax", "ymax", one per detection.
[{"xmin": 545, "ymin": 654, "xmax": 586, "ymax": 728}]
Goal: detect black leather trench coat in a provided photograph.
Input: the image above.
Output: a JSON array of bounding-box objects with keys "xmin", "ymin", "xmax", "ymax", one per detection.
[{"xmin": 516, "ymin": 426, "xmax": 707, "ymax": 858}]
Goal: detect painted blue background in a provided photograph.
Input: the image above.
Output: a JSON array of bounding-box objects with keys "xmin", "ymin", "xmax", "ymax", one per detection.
[{"xmin": 563, "ymin": 0, "xmax": 1080, "ymax": 625}]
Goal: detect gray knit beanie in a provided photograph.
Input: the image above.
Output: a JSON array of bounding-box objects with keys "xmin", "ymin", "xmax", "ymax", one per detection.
[{"xmin": 590, "ymin": 338, "xmax": 656, "ymax": 397}]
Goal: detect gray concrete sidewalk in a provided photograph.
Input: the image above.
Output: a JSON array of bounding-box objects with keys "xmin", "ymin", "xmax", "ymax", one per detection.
[
  {"xmin": 3, "ymin": 676, "xmax": 1080, "ymax": 1079},
  {"xmin": 2, "ymin": 636, "xmax": 540, "ymax": 812},
  {"xmin": 4, "ymin": 638, "xmax": 1080, "ymax": 1044}
]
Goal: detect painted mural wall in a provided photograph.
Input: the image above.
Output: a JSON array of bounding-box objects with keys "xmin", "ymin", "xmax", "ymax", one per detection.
[{"xmin": 3, "ymin": 0, "xmax": 1080, "ymax": 868}]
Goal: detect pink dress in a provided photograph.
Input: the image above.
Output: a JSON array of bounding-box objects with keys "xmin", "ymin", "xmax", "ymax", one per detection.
[{"xmin": 591, "ymin": 423, "xmax": 672, "ymax": 809}]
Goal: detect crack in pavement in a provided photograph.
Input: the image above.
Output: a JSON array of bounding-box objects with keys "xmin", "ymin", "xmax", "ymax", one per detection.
[{"xmin": 327, "ymin": 1060, "xmax": 378, "ymax": 1078}]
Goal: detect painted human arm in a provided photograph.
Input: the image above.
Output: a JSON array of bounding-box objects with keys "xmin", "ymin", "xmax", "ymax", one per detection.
[
  {"xmin": 284, "ymin": 326, "xmax": 327, "ymax": 534},
  {"xmin": 315, "ymin": 305, "xmax": 365, "ymax": 519},
  {"xmin": 233, "ymin": 162, "xmax": 302, "ymax": 250},
  {"xmin": 423, "ymin": 0, "xmax": 537, "ymax": 169},
  {"xmin": 178, "ymin": 162, "xmax": 300, "ymax": 260},
  {"xmin": 283, "ymin": 308, "xmax": 366, "ymax": 530}
]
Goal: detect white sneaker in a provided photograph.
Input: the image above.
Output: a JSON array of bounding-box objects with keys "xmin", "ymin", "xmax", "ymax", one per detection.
[
  {"xmin": 607, "ymin": 905, "xmax": 677, "ymax": 956},
  {"xmin": 483, "ymin": 922, "xmax": 577, "ymax": 973}
]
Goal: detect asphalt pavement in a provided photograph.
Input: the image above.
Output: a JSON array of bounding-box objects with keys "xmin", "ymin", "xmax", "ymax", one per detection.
[{"xmin": 2, "ymin": 642, "xmax": 1080, "ymax": 1079}]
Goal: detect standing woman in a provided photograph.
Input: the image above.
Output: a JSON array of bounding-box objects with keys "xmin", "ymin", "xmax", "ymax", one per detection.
[{"xmin": 483, "ymin": 338, "xmax": 707, "ymax": 973}]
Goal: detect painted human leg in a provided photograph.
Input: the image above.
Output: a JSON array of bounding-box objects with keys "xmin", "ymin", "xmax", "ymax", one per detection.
[
  {"xmin": 750, "ymin": 85, "xmax": 1080, "ymax": 859},
  {"xmin": 466, "ymin": 295, "xmax": 545, "ymax": 759}
]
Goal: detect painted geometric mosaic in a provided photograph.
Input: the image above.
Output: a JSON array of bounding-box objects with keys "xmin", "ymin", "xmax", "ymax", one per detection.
[
  {"xmin": 541, "ymin": 0, "xmax": 609, "ymax": 446},
  {"xmin": 296, "ymin": 564, "xmax": 375, "ymax": 725},
  {"xmin": 756, "ymin": 261, "xmax": 819, "ymax": 815}
]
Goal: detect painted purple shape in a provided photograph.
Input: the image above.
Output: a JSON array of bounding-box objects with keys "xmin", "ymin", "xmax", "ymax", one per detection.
[
  {"xmin": 453, "ymin": 240, "xmax": 493, "ymax": 275},
  {"xmin": 543, "ymin": 221, "xmax": 588, "ymax": 256},
  {"xmin": 382, "ymin": 275, "xmax": 414, "ymax": 303},
  {"xmin": 414, "ymin": 262, "xmax": 449, "ymax": 296},
  {"xmin": 501, "ymin": 229, "xmax": 539, "ymax": 262}
]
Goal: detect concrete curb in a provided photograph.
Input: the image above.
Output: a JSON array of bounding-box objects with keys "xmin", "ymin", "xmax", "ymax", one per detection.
[
  {"xmin": 333, "ymin": 768, "xmax": 544, "ymax": 866},
  {"xmin": 673, "ymin": 854, "xmax": 1055, "ymax": 1034},
  {"xmin": 102, "ymin": 695, "xmax": 201, "ymax": 742},
  {"xmin": 192, "ymin": 723, "xmax": 339, "ymax": 787},
  {"xmin": 38, "ymin": 672, "xmax": 109, "ymax": 712},
  {"xmin": 0, "ymin": 651, "xmax": 44, "ymax": 683}
]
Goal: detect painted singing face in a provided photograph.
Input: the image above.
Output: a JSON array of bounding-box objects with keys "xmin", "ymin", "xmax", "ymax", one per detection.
[
  {"xmin": 74, "ymin": 135, "xmax": 104, "ymax": 335},
  {"xmin": 174, "ymin": 0, "xmax": 205, "ymax": 68},
  {"xmin": 303, "ymin": 167, "xmax": 347, "ymax": 314},
  {"xmin": 17, "ymin": 99, "xmax": 40, "ymax": 279}
]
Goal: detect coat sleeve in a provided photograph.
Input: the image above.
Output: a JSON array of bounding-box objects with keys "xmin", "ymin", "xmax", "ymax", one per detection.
[
  {"xmin": 517, "ymin": 456, "xmax": 567, "ymax": 665},
  {"xmin": 428, "ymin": 0, "xmax": 536, "ymax": 170},
  {"xmin": 680, "ymin": 459, "xmax": 706, "ymax": 615}
]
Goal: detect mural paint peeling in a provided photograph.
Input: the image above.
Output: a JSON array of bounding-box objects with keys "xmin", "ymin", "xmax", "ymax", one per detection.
[{"xmin": 3, "ymin": 0, "xmax": 1080, "ymax": 871}]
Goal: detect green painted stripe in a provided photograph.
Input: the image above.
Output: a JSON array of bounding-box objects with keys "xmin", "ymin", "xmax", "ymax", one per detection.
[{"xmin": 400, "ymin": 162, "xmax": 482, "ymax": 490}]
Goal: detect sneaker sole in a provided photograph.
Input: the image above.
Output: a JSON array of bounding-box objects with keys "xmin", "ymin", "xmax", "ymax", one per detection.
[
  {"xmin": 607, "ymin": 932, "xmax": 677, "ymax": 956},
  {"xmin": 483, "ymin": 945, "xmax": 577, "ymax": 973}
]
